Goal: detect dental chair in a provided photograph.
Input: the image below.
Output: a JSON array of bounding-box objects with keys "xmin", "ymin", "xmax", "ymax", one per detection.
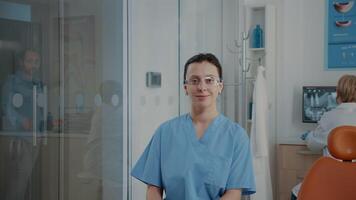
[{"xmin": 298, "ymin": 126, "xmax": 356, "ymax": 200}]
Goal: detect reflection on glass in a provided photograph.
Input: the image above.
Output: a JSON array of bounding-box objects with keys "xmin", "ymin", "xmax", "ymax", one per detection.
[
  {"xmin": 94, "ymin": 94, "xmax": 102, "ymax": 107},
  {"xmin": 1, "ymin": 49, "xmax": 45, "ymax": 200},
  {"xmin": 12, "ymin": 93, "xmax": 23, "ymax": 108},
  {"xmin": 111, "ymin": 94, "xmax": 119, "ymax": 107},
  {"xmin": 81, "ymin": 80, "xmax": 123, "ymax": 198},
  {"xmin": 75, "ymin": 93, "xmax": 85, "ymax": 113},
  {"xmin": 0, "ymin": 0, "xmax": 125, "ymax": 199}
]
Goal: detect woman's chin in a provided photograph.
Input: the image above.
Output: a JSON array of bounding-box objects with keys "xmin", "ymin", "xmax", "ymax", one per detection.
[{"xmin": 192, "ymin": 101, "xmax": 213, "ymax": 109}]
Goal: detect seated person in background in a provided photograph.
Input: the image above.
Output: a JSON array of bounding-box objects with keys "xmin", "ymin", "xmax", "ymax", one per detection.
[
  {"xmin": 292, "ymin": 74, "xmax": 356, "ymax": 200},
  {"xmin": 302, "ymin": 74, "xmax": 356, "ymax": 156}
]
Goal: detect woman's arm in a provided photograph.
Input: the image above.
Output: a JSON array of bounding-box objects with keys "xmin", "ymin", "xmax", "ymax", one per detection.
[
  {"xmin": 220, "ymin": 189, "xmax": 241, "ymax": 200},
  {"xmin": 306, "ymin": 120, "xmax": 329, "ymax": 152},
  {"xmin": 146, "ymin": 185, "xmax": 163, "ymax": 200}
]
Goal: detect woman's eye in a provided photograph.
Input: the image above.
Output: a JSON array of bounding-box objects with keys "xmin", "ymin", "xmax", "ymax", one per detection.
[
  {"xmin": 191, "ymin": 79, "xmax": 199, "ymax": 84},
  {"xmin": 205, "ymin": 78, "xmax": 214, "ymax": 84}
]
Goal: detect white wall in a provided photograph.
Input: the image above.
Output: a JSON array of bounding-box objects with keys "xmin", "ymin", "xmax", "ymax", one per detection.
[
  {"xmin": 129, "ymin": 0, "xmax": 179, "ymax": 199},
  {"xmin": 222, "ymin": 0, "xmax": 240, "ymax": 121},
  {"xmin": 179, "ymin": 0, "xmax": 240, "ymax": 121},
  {"xmin": 130, "ymin": 1, "xmax": 240, "ymax": 198},
  {"xmin": 276, "ymin": 0, "xmax": 355, "ymax": 143},
  {"xmin": 179, "ymin": 0, "xmax": 223, "ymax": 115}
]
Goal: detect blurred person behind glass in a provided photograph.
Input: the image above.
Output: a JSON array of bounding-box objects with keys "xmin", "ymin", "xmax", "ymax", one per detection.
[
  {"xmin": 1, "ymin": 49, "xmax": 45, "ymax": 200},
  {"xmin": 81, "ymin": 80, "xmax": 123, "ymax": 198}
]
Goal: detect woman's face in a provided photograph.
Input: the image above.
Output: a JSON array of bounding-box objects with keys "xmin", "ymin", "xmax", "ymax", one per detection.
[{"xmin": 184, "ymin": 61, "xmax": 223, "ymax": 110}]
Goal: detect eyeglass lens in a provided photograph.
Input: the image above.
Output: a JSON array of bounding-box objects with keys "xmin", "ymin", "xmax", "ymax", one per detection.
[{"xmin": 187, "ymin": 77, "xmax": 219, "ymax": 85}]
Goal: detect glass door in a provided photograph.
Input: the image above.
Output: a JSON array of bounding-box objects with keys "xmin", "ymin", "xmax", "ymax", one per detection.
[
  {"xmin": 0, "ymin": 0, "xmax": 126, "ymax": 199},
  {"xmin": 59, "ymin": 0, "xmax": 126, "ymax": 199},
  {"xmin": 0, "ymin": 1, "xmax": 58, "ymax": 199}
]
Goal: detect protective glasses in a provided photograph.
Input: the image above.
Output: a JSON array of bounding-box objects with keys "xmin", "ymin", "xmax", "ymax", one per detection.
[{"xmin": 184, "ymin": 76, "xmax": 222, "ymax": 87}]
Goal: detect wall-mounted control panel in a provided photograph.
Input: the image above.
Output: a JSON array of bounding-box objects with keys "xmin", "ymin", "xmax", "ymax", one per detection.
[{"xmin": 146, "ymin": 72, "xmax": 161, "ymax": 88}]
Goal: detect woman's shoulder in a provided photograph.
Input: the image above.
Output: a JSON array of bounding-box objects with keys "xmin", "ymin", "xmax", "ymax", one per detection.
[
  {"xmin": 318, "ymin": 103, "xmax": 356, "ymax": 127},
  {"xmin": 157, "ymin": 113, "xmax": 189, "ymax": 130},
  {"xmin": 337, "ymin": 102, "xmax": 356, "ymax": 110},
  {"xmin": 219, "ymin": 114, "xmax": 244, "ymax": 129},
  {"xmin": 218, "ymin": 114, "xmax": 249, "ymax": 140},
  {"xmin": 323, "ymin": 103, "xmax": 356, "ymax": 117},
  {"xmin": 162, "ymin": 113, "xmax": 187, "ymax": 124}
]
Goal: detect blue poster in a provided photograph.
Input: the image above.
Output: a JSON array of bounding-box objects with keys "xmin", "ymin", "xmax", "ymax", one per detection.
[{"xmin": 327, "ymin": 0, "xmax": 356, "ymax": 69}]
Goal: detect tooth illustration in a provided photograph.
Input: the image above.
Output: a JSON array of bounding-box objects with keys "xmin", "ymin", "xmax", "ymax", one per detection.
[
  {"xmin": 335, "ymin": 20, "xmax": 352, "ymax": 27},
  {"xmin": 333, "ymin": 1, "xmax": 354, "ymax": 13}
]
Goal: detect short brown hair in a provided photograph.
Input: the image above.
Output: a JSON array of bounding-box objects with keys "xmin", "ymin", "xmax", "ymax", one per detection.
[
  {"xmin": 183, "ymin": 53, "xmax": 222, "ymax": 83},
  {"xmin": 336, "ymin": 74, "xmax": 356, "ymax": 103}
]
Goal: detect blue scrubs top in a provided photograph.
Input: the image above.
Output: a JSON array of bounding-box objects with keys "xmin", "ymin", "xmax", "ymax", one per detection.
[
  {"xmin": 1, "ymin": 70, "xmax": 44, "ymax": 134},
  {"xmin": 131, "ymin": 114, "xmax": 256, "ymax": 199}
]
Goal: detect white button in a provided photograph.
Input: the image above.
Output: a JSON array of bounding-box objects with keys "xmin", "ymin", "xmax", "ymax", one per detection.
[
  {"xmin": 12, "ymin": 93, "xmax": 23, "ymax": 108},
  {"xmin": 111, "ymin": 94, "xmax": 119, "ymax": 107}
]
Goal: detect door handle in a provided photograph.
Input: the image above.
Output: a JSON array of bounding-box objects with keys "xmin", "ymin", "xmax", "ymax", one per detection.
[
  {"xmin": 33, "ymin": 85, "xmax": 37, "ymax": 146},
  {"xmin": 43, "ymin": 86, "xmax": 48, "ymax": 145}
]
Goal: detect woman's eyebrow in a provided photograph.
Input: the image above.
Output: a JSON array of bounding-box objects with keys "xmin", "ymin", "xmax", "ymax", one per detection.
[
  {"xmin": 188, "ymin": 74, "xmax": 217, "ymax": 78},
  {"xmin": 187, "ymin": 75, "xmax": 200, "ymax": 79}
]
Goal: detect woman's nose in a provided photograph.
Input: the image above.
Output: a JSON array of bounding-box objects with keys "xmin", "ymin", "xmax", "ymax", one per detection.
[{"xmin": 197, "ymin": 82, "xmax": 207, "ymax": 91}]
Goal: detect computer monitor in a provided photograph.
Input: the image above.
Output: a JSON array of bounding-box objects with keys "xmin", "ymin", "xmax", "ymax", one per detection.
[{"xmin": 302, "ymin": 86, "xmax": 337, "ymax": 123}]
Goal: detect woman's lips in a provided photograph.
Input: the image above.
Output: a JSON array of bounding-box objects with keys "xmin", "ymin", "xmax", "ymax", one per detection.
[
  {"xmin": 195, "ymin": 95, "xmax": 209, "ymax": 100},
  {"xmin": 334, "ymin": 1, "xmax": 354, "ymax": 13}
]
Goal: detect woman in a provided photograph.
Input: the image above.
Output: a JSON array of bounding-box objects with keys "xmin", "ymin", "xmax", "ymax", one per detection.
[
  {"xmin": 131, "ymin": 53, "xmax": 256, "ymax": 200},
  {"xmin": 304, "ymin": 74, "xmax": 356, "ymax": 155}
]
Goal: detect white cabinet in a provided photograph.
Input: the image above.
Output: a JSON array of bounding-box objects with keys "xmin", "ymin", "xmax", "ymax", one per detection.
[{"xmin": 277, "ymin": 144, "xmax": 321, "ymax": 200}]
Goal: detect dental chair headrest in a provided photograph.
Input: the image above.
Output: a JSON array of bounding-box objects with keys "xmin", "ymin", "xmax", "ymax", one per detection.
[{"xmin": 328, "ymin": 126, "xmax": 356, "ymax": 161}]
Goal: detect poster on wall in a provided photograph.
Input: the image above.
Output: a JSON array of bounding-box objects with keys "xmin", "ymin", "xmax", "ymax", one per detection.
[{"xmin": 327, "ymin": 0, "xmax": 356, "ymax": 69}]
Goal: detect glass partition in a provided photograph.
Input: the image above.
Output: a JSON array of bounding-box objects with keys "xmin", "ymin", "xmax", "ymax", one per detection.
[{"xmin": 0, "ymin": 0, "xmax": 126, "ymax": 199}]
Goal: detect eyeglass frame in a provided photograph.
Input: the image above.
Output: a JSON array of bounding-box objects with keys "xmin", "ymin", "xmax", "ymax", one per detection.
[{"xmin": 183, "ymin": 76, "xmax": 223, "ymax": 87}]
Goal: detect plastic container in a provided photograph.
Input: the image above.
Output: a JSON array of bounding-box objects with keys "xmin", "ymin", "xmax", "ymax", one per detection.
[{"xmin": 252, "ymin": 24, "xmax": 264, "ymax": 48}]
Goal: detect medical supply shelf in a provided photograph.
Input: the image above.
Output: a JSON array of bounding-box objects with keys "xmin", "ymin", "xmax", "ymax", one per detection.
[
  {"xmin": 240, "ymin": 5, "xmax": 278, "ymax": 200},
  {"xmin": 240, "ymin": 2, "xmax": 276, "ymax": 128}
]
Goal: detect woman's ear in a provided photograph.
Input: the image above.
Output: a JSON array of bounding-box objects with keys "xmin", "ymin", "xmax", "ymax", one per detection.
[
  {"xmin": 184, "ymin": 85, "xmax": 188, "ymax": 95},
  {"xmin": 219, "ymin": 82, "xmax": 224, "ymax": 94},
  {"xmin": 336, "ymin": 94, "xmax": 342, "ymax": 104}
]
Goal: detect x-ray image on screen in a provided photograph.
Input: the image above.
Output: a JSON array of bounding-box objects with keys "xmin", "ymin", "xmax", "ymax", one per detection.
[{"xmin": 303, "ymin": 86, "xmax": 337, "ymax": 123}]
